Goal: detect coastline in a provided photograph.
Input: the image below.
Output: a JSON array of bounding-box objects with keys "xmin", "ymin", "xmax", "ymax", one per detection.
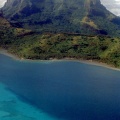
[
  {"xmin": 0, "ymin": 49, "xmax": 120, "ymax": 71},
  {"xmin": 53, "ymin": 57, "xmax": 120, "ymax": 71},
  {"xmin": 0, "ymin": 49, "xmax": 20, "ymax": 60}
]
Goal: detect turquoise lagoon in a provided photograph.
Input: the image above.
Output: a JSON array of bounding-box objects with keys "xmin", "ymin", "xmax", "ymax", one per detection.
[{"xmin": 0, "ymin": 53, "xmax": 120, "ymax": 120}]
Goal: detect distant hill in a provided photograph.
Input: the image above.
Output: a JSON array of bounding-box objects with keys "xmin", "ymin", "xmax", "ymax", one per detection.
[{"xmin": 2, "ymin": 0, "xmax": 120, "ymax": 36}]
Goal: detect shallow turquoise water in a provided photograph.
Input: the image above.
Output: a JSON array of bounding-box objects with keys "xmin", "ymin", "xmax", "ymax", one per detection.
[
  {"xmin": 0, "ymin": 54, "xmax": 120, "ymax": 120},
  {"xmin": 0, "ymin": 83, "xmax": 58, "ymax": 120}
]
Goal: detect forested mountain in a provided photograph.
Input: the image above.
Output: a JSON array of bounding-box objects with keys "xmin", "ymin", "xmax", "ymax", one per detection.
[
  {"xmin": 1, "ymin": 0, "xmax": 120, "ymax": 67},
  {"xmin": 0, "ymin": 10, "xmax": 120, "ymax": 67},
  {"xmin": 2, "ymin": 0, "xmax": 120, "ymax": 36}
]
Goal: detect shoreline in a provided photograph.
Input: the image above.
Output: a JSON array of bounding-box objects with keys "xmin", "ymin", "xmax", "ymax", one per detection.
[
  {"xmin": 0, "ymin": 49, "xmax": 20, "ymax": 60},
  {"xmin": 51, "ymin": 58, "xmax": 120, "ymax": 71},
  {"xmin": 0, "ymin": 49, "xmax": 120, "ymax": 71}
]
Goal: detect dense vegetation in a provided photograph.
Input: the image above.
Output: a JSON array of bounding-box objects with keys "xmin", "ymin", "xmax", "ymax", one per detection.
[{"xmin": 1, "ymin": 26, "xmax": 120, "ymax": 67}]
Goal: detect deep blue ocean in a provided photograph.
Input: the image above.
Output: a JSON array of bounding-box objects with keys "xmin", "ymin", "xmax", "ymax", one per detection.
[{"xmin": 0, "ymin": 53, "xmax": 120, "ymax": 120}]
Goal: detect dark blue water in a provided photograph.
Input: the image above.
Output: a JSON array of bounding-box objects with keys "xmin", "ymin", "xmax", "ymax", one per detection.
[{"xmin": 0, "ymin": 53, "xmax": 120, "ymax": 120}]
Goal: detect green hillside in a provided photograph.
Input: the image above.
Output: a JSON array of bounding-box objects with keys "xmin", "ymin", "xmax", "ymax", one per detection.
[
  {"xmin": 1, "ymin": 25, "xmax": 120, "ymax": 67},
  {"xmin": 1, "ymin": 0, "xmax": 120, "ymax": 68}
]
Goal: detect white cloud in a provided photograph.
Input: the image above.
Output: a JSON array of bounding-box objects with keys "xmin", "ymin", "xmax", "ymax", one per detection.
[
  {"xmin": 101, "ymin": 0, "xmax": 120, "ymax": 16},
  {"xmin": 115, "ymin": 0, "xmax": 120, "ymax": 3},
  {"xmin": 0, "ymin": 0, "xmax": 6, "ymax": 8}
]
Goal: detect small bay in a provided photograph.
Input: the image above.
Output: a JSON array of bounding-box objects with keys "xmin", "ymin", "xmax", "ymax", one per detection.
[{"xmin": 0, "ymin": 53, "xmax": 120, "ymax": 120}]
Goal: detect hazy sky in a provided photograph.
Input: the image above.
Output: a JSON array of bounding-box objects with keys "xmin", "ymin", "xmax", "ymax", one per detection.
[
  {"xmin": 0, "ymin": 0, "xmax": 6, "ymax": 8},
  {"xmin": 0, "ymin": 0, "xmax": 120, "ymax": 16},
  {"xmin": 101, "ymin": 0, "xmax": 120, "ymax": 16}
]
